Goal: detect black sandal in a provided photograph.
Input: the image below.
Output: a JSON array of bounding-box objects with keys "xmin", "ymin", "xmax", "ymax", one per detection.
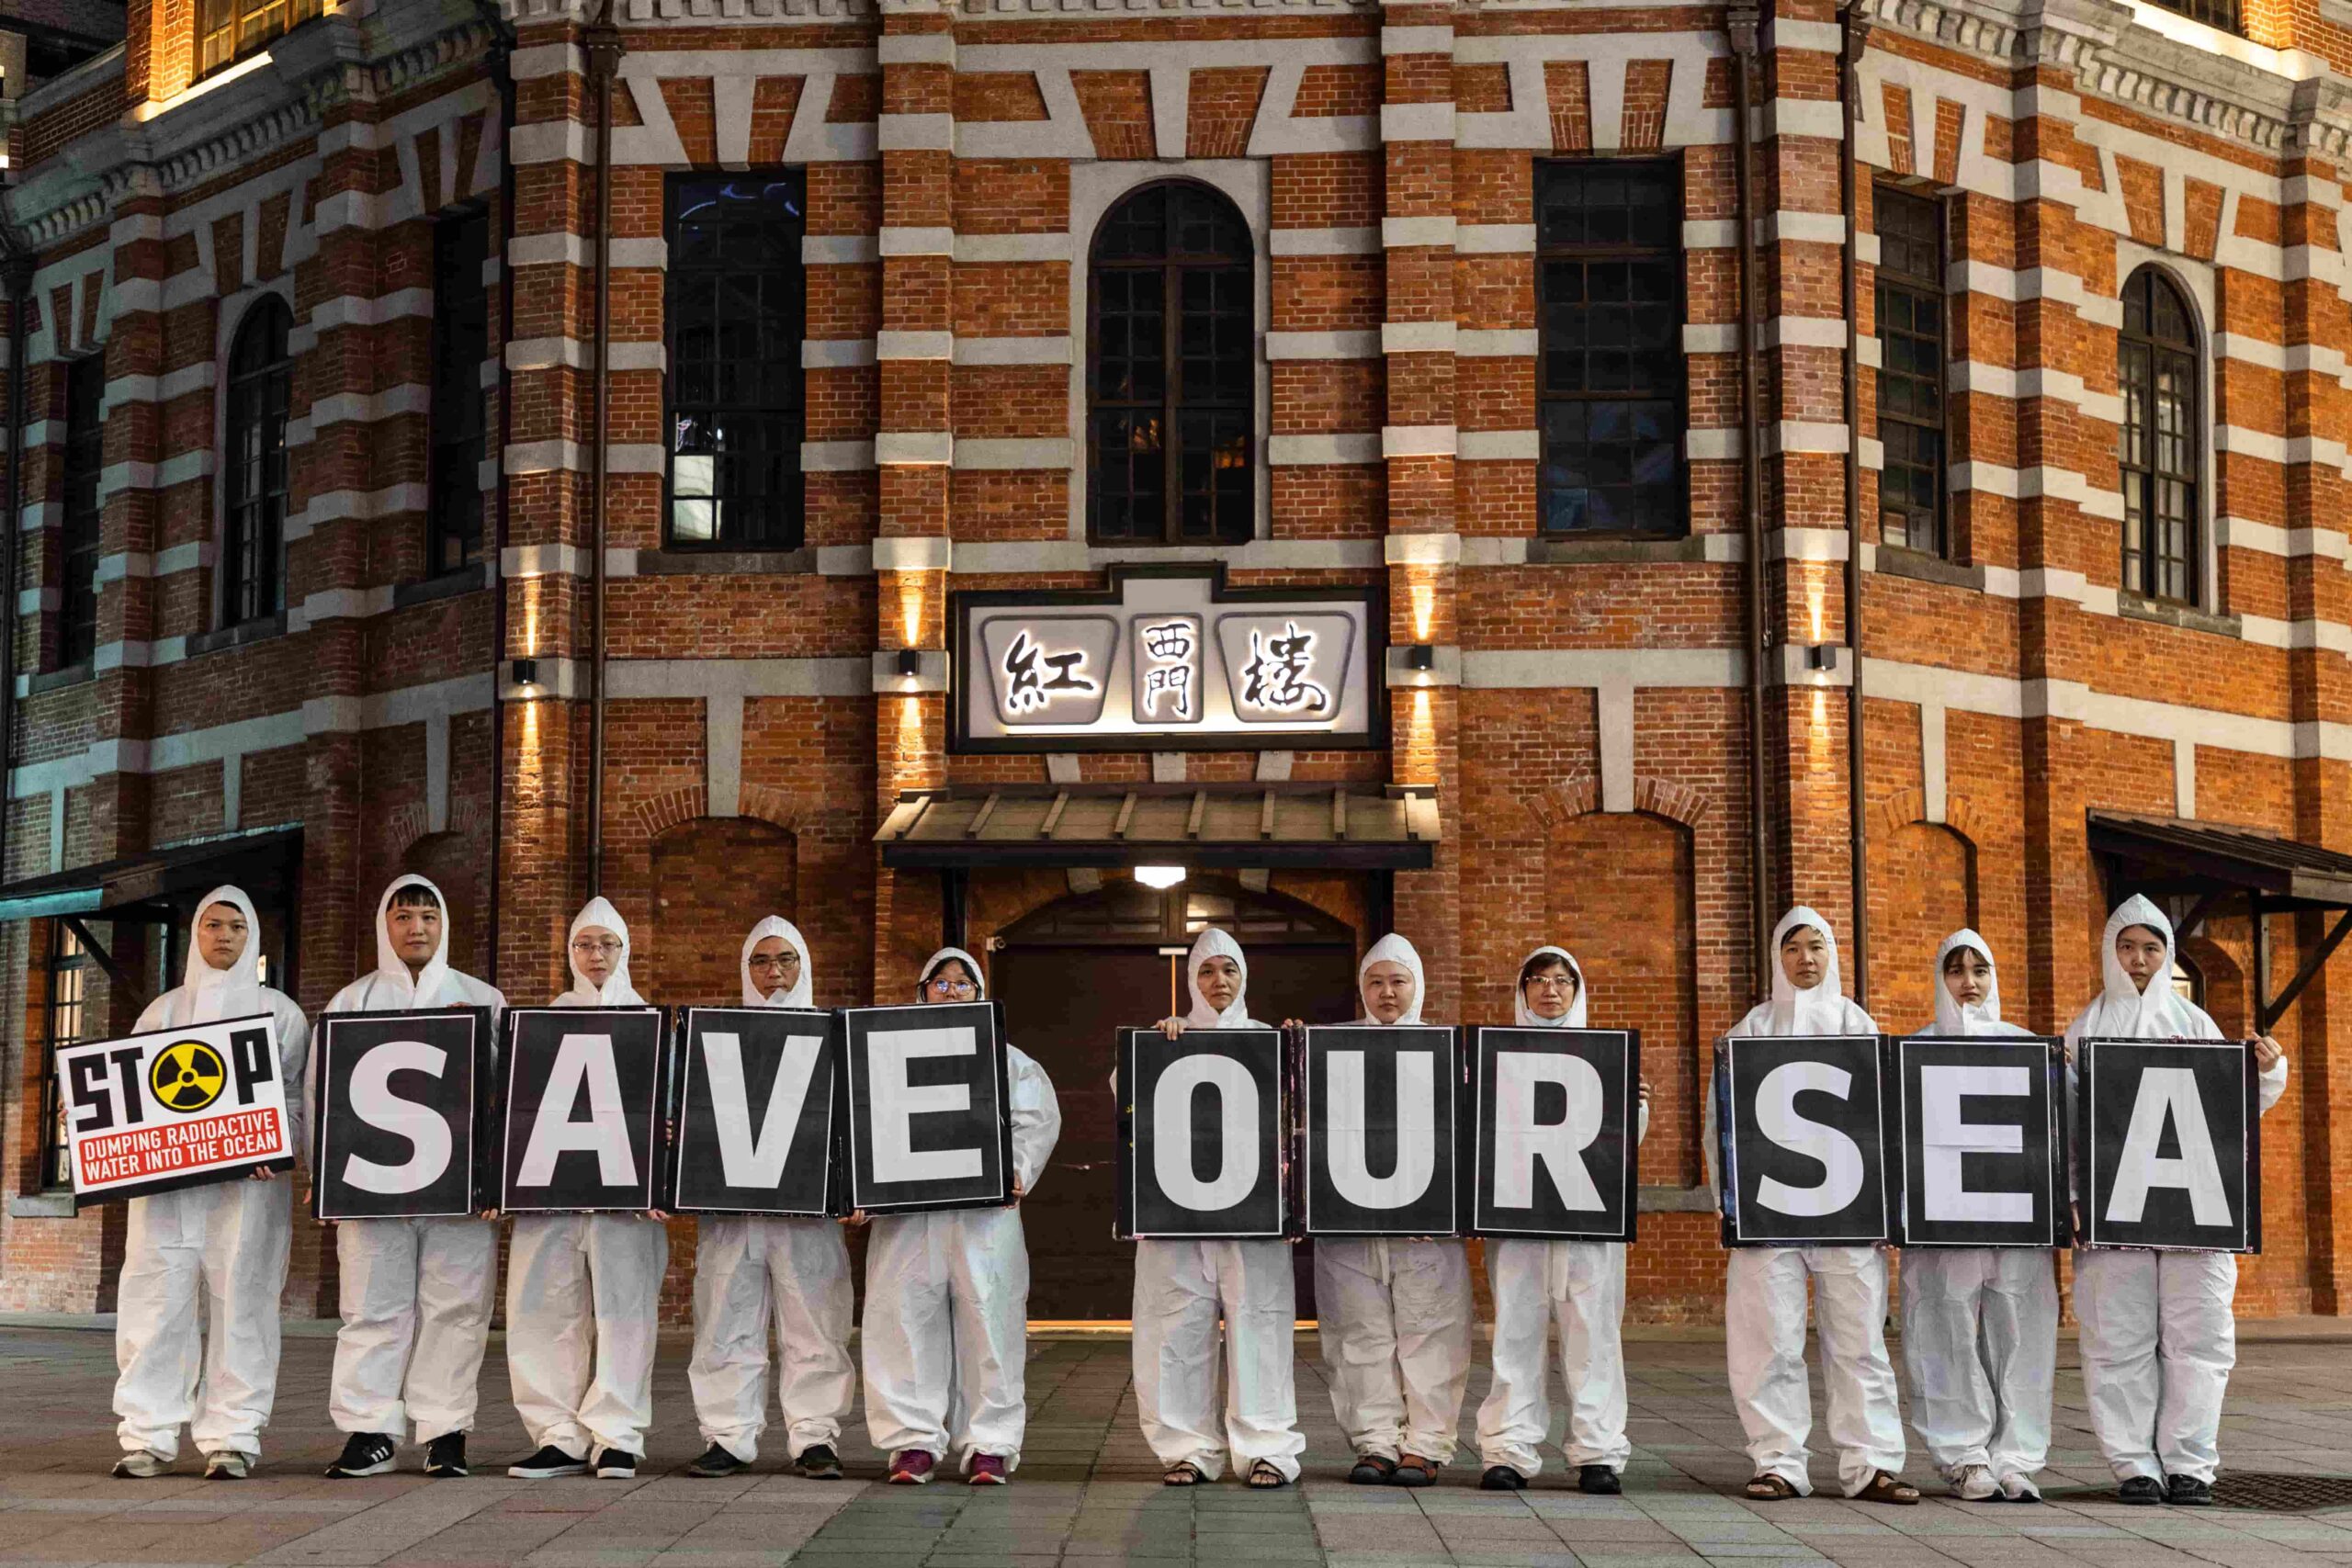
[
  {"xmin": 1856, "ymin": 1471, "xmax": 1920, "ymax": 1506},
  {"xmin": 1348, "ymin": 1453, "xmax": 1396, "ymax": 1485},
  {"xmin": 1163, "ymin": 1461, "xmax": 1204, "ymax": 1486},
  {"xmin": 1247, "ymin": 1460, "xmax": 1290, "ymax": 1488},
  {"xmin": 1745, "ymin": 1473, "xmax": 1799, "ymax": 1501}
]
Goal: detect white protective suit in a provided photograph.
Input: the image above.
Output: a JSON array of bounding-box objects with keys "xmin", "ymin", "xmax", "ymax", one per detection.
[
  {"xmin": 687, "ymin": 917, "xmax": 856, "ymax": 1464},
  {"xmin": 317, "ymin": 874, "xmax": 509, "ymax": 1446},
  {"xmin": 1898, "ymin": 929, "xmax": 2059, "ymax": 1485},
  {"xmin": 1314, "ymin": 933, "xmax": 1475, "ymax": 1466},
  {"xmin": 1705, "ymin": 907, "xmax": 1906, "ymax": 1497},
  {"xmin": 113, "ymin": 885, "xmax": 311, "ymax": 1461},
  {"xmin": 504, "ymin": 897, "xmax": 670, "ymax": 1461},
  {"xmin": 1131, "ymin": 928, "xmax": 1307, "ymax": 1482},
  {"xmin": 1475, "ymin": 946, "xmax": 1650, "ymax": 1478},
  {"xmin": 2065, "ymin": 896, "xmax": 2287, "ymax": 1485},
  {"xmin": 861, "ymin": 947, "xmax": 1062, "ymax": 1472}
]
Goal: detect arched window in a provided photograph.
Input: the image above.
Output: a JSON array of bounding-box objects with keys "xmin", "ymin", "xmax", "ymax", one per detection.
[
  {"xmin": 2118, "ymin": 268, "xmax": 2200, "ymax": 605},
  {"xmin": 222, "ymin": 298, "xmax": 292, "ymax": 626},
  {"xmin": 1089, "ymin": 183, "xmax": 1253, "ymax": 545}
]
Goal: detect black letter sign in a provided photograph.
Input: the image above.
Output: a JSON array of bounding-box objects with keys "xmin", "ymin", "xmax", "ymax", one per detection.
[
  {"xmin": 841, "ymin": 1001, "xmax": 1012, "ymax": 1214},
  {"xmin": 1471, "ymin": 1027, "xmax": 1638, "ymax": 1243},
  {"xmin": 501, "ymin": 1008, "xmax": 666, "ymax": 1213},
  {"xmin": 314, "ymin": 1009, "xmax": 490, "ymax": 1221},
  {"xmin": 668, "ymin": 1007, "xmax": 838, "ymax": 1216},
  {"xmin": 2077, "ymin": 1039, "xmax": 2260, "ymax": 1253},
  {"xmin": 1303, "ymin": 1026, "xmax": 1462, "ymax": 1237},
  {"xmin": 1894, "ymin": 1035, "xmax": 2067, "ymax": 1247},
  {"xmin": 1119, "ymin": 1026, "xmax": 1285, "ymax": 1239},
  {"xmin": 1717, "ymin": 1034, "xmax": 1891, "ymax": 1245}
]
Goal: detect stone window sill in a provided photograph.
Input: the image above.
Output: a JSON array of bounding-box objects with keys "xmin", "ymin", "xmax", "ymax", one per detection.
[
  {"xmin": 1528, "ymin": 536, "xmax": 1706, "ymax": 565},
  {"xmin": 186, "ymin": 613, "xmax": 287, "ymax": 659},
  {"xmin": 7, "ymin": 1192, "xmax": 75, "ymax": 1218},
  {"xmin": 26, "ymin": 661, "xmax": 92, "ymax": 696},
  {"xmin": 392, "ymin": 561, "xmax": 489, "ymax": 609},
  {"xmin": 2117, "ymin": 591, "xmax": 2242, "ymax": 640},
  {"xmin": 1874, "ymin": 545, "xmax": 1985, "ymax": 592},
  {"xmin": 639, "ymin": 547, "xmax": 817, "ymax": 576}
]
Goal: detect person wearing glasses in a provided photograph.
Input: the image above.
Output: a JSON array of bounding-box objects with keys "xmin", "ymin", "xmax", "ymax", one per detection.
[
  {"xmin": 685, "ymin": 918, "xmax": 854, "ymax": 1481},
  {"xmin": 857, "ymin": 947, "xmax": 1062, "ymax": 1485},
  {"xmin": 503, "ymin": 897, "xmax": 669, "ymax": 1483}
]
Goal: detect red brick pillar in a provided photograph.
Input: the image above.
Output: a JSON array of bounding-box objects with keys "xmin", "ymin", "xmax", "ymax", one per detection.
[
  {"xmin": 872, "ymin": 0, "xmax": 955, "ymax": 998},
  {"xmin": 1380, "ymin": 2, "xmax": 1463, "ymax": 1019}
]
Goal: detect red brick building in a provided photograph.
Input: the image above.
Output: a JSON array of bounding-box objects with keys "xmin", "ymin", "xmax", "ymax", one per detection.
[{"xmin": 0, "ymin": 0, "xmax": 2347, "ymax": 1324}]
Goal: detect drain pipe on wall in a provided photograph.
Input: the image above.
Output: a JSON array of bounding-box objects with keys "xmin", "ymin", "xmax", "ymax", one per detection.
[
  {"xmin": 487, "ymin": 23, "xmax": 518, "ymax": 992},
  {"xmin": 1728, "ymin": 5, "xmax": 1773, "ymax": 980},
  {"xmin": 1839, "ymin": 2, "xmax": 1872, "ymax": 1005},
  {"xmin": 0, "ymin": 258, "xmax": 28, "ymax": 897},
  {"xmin": 583, "ymin": 0, "xmax": 623, "ymax": 899}
]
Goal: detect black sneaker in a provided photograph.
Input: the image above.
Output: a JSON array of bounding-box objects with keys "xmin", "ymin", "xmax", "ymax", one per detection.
[
  {"xmin": 1579, "ymin": 1464, "xmax": 1623, "ymax": 1495},
  {"xmin": 507, "ymin": 1445, "xmax": 590, "ymax": 1479},
  {"xmin": 2118, "ymin": 1475, "xmax": 2165, "ymax": 1506},
  {"xmin": 797, "ymin": 1443, "xmax": 842, "ymax": 1480},
  {"xmin": 324, "ymin": 1432, "xmax": 398, "ymax": 1479},
  {"xmin": 688, "ymin": 1443, "xmax": 748, "ymax": 1479},
  {"xmin": 424, "ymin": 1434, "xmax": 469, "ymax": 1478},
  {"xmin": 2167, "ymin": 1474, "xmax": 2213, "ymax": 1506},
  {"xmin": 594, "ymin": 1448, "xmax": 639, "ymax": 1480},
  {"xmin": 1480, "ymin": 1464, "xmax": 1527, "ymax": 1491}
]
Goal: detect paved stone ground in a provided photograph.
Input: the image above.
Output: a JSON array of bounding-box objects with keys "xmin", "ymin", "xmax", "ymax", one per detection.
[{"xmin": 3, "ymin": 1321, "xmax": 2350, "ymax": 1566}]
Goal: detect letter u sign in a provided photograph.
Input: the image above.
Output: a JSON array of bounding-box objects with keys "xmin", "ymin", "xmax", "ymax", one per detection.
[{"xmin": 1303, "ymin": 1026, "xmax": 1462, "ymax": 1237}]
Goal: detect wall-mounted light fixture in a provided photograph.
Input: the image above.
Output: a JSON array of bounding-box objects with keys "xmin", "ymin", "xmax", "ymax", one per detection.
[
  {"xmin": 511, "ymin": 657, "xmax": 540, "ymax": 690},
  {"xmin": 1406, "ymin": 643, "xmax": 1435, "ymax": 671},
  {"xmin": 1806, "ymin": 645, "xmax": 1840, "ymax": 673},
  {"xmin": 895, "ymin": 648, "xmax": 922, "ymax": 679},
  {"xmin": 1134, "ymin": 865, "xmax": 1187, "ymax": 890}
]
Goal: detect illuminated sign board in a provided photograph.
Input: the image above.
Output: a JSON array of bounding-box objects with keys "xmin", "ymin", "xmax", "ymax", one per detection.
[{"xmin": 953, "ymin": 567, "xmax": 1384, "ymax": 752}]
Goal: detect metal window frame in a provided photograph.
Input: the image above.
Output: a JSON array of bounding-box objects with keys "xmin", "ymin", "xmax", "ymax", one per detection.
[
  {"xmin": 660, "ymin": 170, "xmax": 809, "ymax": 554},
  {"xmin": 36, "ymin": 920, "xmax": 90, "ymax": 1190},
  {"xmin": 1871, "ymin": 185, "xmax": 1949, "ymax": 558},
  {"xmin": 221, "ymin": 297, "xmax": 292, "ymax": 628},
  {"xmin": 2118, "ymin": 266, "xmax": 2203, "ymax": 607},
  {"xmin": 2143, "ymin": 0, "xmax": 2239, "ymax": 32},
  {"xmin": 1533, "ymin": 155, "xmax": 1689, "ymax": 541},
  {"xmin": 58, "ymin": 353, "xmax": 105, "ymax": 669},
  {"xmin": 426, "ymin": 206, "xmax": 492, "ymax": 577},
  {"xmin": 1085, "ymin": 179, "xmax": 1258, "ymax": 547}
]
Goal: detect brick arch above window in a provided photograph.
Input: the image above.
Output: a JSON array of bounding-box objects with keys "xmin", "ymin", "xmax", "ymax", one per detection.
[
  {"xmin": 1521, "ymin": 773, "xmax": 1714, "ymax": 832},
  {"xmin": 1870, "ymin": 786, "xmax": 1994, "ymax": 852}
]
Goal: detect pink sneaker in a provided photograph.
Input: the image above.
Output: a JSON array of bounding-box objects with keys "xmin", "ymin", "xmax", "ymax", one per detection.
[
  {"xmin": 968, "ymin": 1454, "xmax": 1009, "ymax": 1486},
  {"xmin": 887, "ymin": 1450, "xmax": 935, "ymax": 1484}
]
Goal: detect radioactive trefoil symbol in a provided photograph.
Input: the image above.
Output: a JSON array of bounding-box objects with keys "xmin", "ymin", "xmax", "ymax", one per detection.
[{"xmin": 151, "ymin": 1041, "xmax": 227, "ymax": 1113}]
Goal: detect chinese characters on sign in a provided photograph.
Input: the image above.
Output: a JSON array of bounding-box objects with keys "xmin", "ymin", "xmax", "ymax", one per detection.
[{"xmin": 957, "ymin": 570, "xmax": 1376, "ymax": 750}]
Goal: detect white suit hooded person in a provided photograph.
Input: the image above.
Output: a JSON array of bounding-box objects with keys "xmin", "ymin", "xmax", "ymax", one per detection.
[
  {"xmin": 504, "ymin": 897, "xmax": 670, "ymax": 1467},
  {"xmin": 1131, "ymin": 928, "xmax": 1307, "ymax": 1483},
  {"xmin": 1899, "ymin": 930, "xmax": 2059, "ymax": 1498},
  {"xmin": 686, "ymin": 918, "xmax": 856, "ymax": 1466},
  {"xmin": 1475, "ymin": 946, "xmax": 1650, "ymax": 1483},
  {"xmin": 2066, "ymin": 896, "xmax": 2286, "ymax": 1489},
  {"xmin": 1314, "ymin": 934, "xmax": 1476, "ymax": 1473},
  {"xmin": 113, "ymin": 886, "xmax": 311, "ymax": 1467},
  {"xmin": 1705, "ymin": 907, "xmax": 1908, "ymax": 1498},
  {"xmin": 317, "ymin": 874, "xmax": 508, "ymax": 1455},
  {"xmin": 861, "ymin": 947, "xmax": 1062, "ymax": 1475}
]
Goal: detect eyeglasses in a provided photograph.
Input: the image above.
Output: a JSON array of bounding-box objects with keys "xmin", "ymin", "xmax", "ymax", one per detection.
[
  {"xmin": 749, "ymin": 953, "xmax": 801, "ymax": 972},
  {"xmin": 1526, "ymin": 975, "xmax": 1578, "ymax": 991},
  {"xmin": 571, "ymin": 938, "xmax": 624, "ymax": 957},
  {"xmin": 928, "ymin": 978, "xmax": 978, "ymax": 998}
]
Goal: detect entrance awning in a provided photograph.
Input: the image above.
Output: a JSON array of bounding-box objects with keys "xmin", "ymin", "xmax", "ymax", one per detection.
[
  {"xmin": 875, "ymin": 784, "xmax": 1438, "ymax": 870},
  {"xmin": 0, "ymin": 827, "xmax": 303, "ymax": 924},
  {"xmin": 2088, "ymin": 811, "xmax": 2352, "ymax": 1030}
]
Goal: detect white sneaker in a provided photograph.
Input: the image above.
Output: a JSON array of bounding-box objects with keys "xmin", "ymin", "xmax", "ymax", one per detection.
[
  {"xmin": 203, "ymin": 1450, "xmax": 253, "ymax": 1480},
  {"xmin": 1954, "ymin": 1464, "xmax": 1999, "ymax": 1501},
  {"xmin": 111, "ymin": 1450, "xmax": 170, "ymax": 1479},
  {"xmin": 1997, "ymin": 1472, "xmax": 2041, "ymax": 1503}
]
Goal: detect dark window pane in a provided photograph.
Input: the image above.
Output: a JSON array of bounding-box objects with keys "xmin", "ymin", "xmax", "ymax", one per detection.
[
  {"xmin": 2117, "ymin": 267, "xmax": 2201, "ymax": 604},
  {"xmin": 221, "ymin": 298, "xmax": 291, "ymax": 626},
  {"xmin": 59, "ymin": 354, "xmax": 104, "ymax": 668},
  {"xmin": 1089, "ymin": 183, "xmax": 1253, "ymax": 544},
  {"xmin": 1873, "ymin": 188, "xmax": 1948, "ymax": 557},
  {"xmin": 1537, "ymin": 161, "xmax": 1683, "ymax": 537},
  {"xmin": 665, "ymin": 174, "xmax": 806, "ymax": 549},
  {"xmin": 429, "ymin": 209, "xmax": 491, "ymax": 575}
]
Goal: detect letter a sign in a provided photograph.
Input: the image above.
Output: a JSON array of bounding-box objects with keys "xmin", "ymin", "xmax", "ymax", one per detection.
[
  {"xmin": 501, "ymin": 1008, "xmax": 667, "ymax": 1213},
  {"xmin": 2077, "ymin": 1039, "xmax": 2260, "ymax": 1252},
  {"xmin": 1471, "ymin": 1028, "xmax": 1639, "ymax": 1242},
  {"xmin": 1303, "ymin": 1026, "xmax": 1462, "ymax": 1237},
  {"xmin": 1118, "ymin": 1026, "xmax": 1286, "ymax": 1238},
  {"xmin": 667, "ymin": 1007, "xmax": 838, "ymax": 1216},
  {"xmin": 313, "ymin": 1009, "xmax": 491, "ymax": 1220},
  {"xmin": 1717, "ymin": 1034, "xmax": 1892, "ymax": 1246}
]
